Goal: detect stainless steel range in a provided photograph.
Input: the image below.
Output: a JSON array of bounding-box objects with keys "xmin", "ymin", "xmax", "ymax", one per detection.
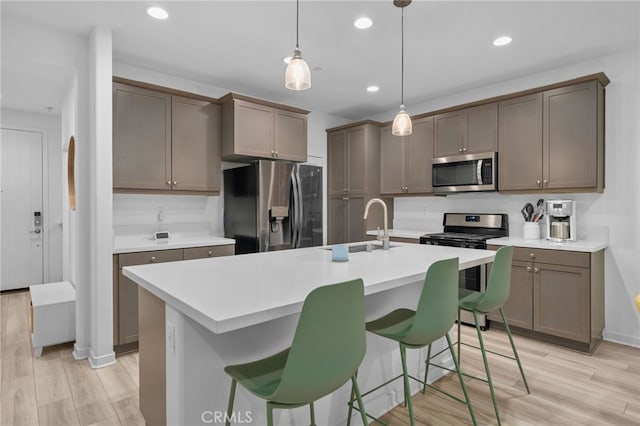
[{"xmin": 419, "ymin": 213, "xmax": 509, "ymax": 328}]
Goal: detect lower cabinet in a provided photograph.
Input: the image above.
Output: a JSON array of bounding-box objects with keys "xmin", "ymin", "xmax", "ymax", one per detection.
[
  {"xmin": 487, "ymin": 245, "xmax": 604, "ymax": 352},
  {"xmin": 113, "ymin": 244, "xmax": 234, "ymax": 349}
]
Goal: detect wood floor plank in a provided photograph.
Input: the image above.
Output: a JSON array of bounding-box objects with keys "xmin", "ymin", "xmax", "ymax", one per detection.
[
  {"xmin": 37, "ymin": 397, "xmax": 81, "ymax": 426},
  {"xmin": 117, "ymin": 353, "xmax": 139, "ymax": 388},
  {"xmin": 1, "ymin": 376, "xmax": 40, "ymax": 426},
  {"xmin": 86, "ymin": 416, "xmax": 122, "ymax": 426},
  {"xmin": 95, "ymin": 361, "xmax": 138, "ymax": 403},
  {"xmin": 112, "ymin": 394, "xmax": 145, "ymax": 426}
]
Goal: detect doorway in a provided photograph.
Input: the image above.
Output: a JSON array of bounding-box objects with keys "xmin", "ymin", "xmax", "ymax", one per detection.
[{"xmin": 1, "ymin": 127, "xmax": 45, "ymax": 290}]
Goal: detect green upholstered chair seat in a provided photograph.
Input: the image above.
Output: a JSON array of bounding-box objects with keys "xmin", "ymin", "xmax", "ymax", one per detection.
[
  {"xmin": 366, "ymin": 308, "xmax": 415, "ymax": 342},
  {"xmin": 224, "ymin": 348, "xmax": 289, "ymax": 400}
]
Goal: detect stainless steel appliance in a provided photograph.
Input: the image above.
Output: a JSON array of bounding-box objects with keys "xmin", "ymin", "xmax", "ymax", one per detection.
[
  {"xmin": 420, "ymin": 213, "xmax": 509, "ymax": 328},
  {"xmin": 432, "ymin": 152, "xmax": 497, "ymax": 193},
  {"xmin": 224, "ymin": 161, "xmax": 323, "ymax": 254},
  {"xmin": 546, "ymin": 200, "xmax": 576, "ymax": 242}
]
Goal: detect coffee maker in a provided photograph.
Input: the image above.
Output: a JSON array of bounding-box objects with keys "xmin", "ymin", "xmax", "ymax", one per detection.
[{"xmin": 546, "ymin": 200, "xmax": 577, "ymax": 242}]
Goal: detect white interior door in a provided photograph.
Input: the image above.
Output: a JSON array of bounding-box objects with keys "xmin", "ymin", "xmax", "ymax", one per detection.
[{"xmin": 1, "ymin": 128, "xmax": 44, "ymax": 290}]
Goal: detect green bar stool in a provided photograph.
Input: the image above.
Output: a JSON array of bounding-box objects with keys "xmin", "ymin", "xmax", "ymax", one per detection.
[
  {"xmin": 457, "ymin": 245, "xmax": 531, "ymax": 426},
  {"xmin": 224, "ymin": 279, "xmax": 369, "ymax": 426},
  {"xmin": 349, "ymin": 258, "xmax": 477, "ymax": 426}
]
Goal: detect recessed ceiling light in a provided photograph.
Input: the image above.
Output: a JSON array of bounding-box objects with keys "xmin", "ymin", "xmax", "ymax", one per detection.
[
  {"xmin": 366, "ymin": 85, "xmax": 379, "ymax": 93},
  {"xmin": 354, "ymin": 17, "xmax": 373, "ymax": 29},
  {"xmin": 493, "ymin": 36, "xmax": 512, "ymax": 47},
  {"xmin": 146, "ymin": 6, "xmax": 169, "ymax": 20},
  {"xmin": 283, "ymin": 56, "xmax": 292, "ymax": 64}
]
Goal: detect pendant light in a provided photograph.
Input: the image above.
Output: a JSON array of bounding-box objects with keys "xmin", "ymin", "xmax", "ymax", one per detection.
[
  {"xmin": 285, "ymin": 0, "xmax": 311, "ymax": 91},
  {"xmin": 392, "ymin": 0, "xmax": 412, "ymax": 136}
]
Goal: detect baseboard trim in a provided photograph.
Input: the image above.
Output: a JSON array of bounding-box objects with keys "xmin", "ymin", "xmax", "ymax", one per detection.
[
  {"xmin": 88, "ymin": 348, "xmax": 116, "ymax": 369},
  {"xmin": 603, "ymin": 330, "xmax": 640, "ymax": 348},
  {"xmin": 72, "ymin": 344, "xmax": 90, "ymax": 360}
]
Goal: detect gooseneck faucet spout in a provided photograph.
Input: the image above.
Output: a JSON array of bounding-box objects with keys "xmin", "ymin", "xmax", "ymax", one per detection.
[{"xmin": 363, "ymin": 198, "xmax": 390, "ymax": 250}]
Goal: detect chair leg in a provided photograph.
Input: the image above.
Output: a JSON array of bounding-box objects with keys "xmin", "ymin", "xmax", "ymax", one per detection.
[
  {"xmin": 350, "ymin": 375, "xmax": 369, "ymax": 426},
  {"xmin": 446, "ymin": 333, "xmax": 477, "ymax": 426},
  {"xmin": 309, "ymin": 402, "xmax": 316, "ymax": 426},
  {"xmin": 399, "ymin": 344, "xmax": 415, "ymax": 426},
  {"xmin": 346, "ymin": 381, "xmax": 355, "ymax": 426},
  {"xmin": 499, "ymin": 307, "xmax": 530, "ymax": 394},
  {"xmin": 457, "ymin": 309, "xmax": 462, "ymax": 365},
  {"xmin": 266, "ymin": 402, "xmax": 275, "ymax": 426},
  {"xmin": 225, "ymin": 379, "xmax": 237, "ymax": 426},
  {"xmin": 473, "ymin": 310, "xmax": 501, "ymax": 426},
  {"xmin": 422, "ymin": 344, "xmax": 432, "ymax": 394}
]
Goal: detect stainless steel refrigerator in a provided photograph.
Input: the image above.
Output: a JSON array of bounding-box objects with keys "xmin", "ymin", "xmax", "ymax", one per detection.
[{"xmin": 224, "ymin": 161, "xmax": 323, "ymax": 254}]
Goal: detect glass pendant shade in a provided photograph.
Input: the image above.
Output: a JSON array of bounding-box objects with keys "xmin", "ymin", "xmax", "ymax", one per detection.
[
  {"xmin": 392, "ymin": 106, "xmax": 412, "ymax": 136},
  {"xmin": 285, "ymin": 49, "xmax": 311, "ymax": 91}
]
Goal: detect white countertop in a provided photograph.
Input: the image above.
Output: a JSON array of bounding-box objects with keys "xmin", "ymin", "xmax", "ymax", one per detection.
[
  {"xmin": 366, "ymin": 229, "xmax": 430, "ymax": 240},
  {"xmin": 113, "ymin": 235, "xmax": 235, "ymax": 254},
  {"xmin": 486, "ymin": 237, "xmax": 608, "ymax": 252},
  {"xmin": 123, "ymin": 242, "xmax": 495, "ymax": 334}
]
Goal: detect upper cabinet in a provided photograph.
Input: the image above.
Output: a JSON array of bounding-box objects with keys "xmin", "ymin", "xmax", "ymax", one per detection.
[
  {"xmin": 381, "ymin": 117, "xmax": 434, "ymax": 195},
  {"xmin": 113, "ymin": 82, "xmax": 221, "ymax": 194},
  {"xmin": 220, "ymin": 94, "xmax": 309, "ymax": 162},
  {"xmin": 499, "ymin": 80, "xmax": 605, "ymax": 193},
  {"xmin": 433, "ymin": 103, "xmax": 497, "ymax": 158}
]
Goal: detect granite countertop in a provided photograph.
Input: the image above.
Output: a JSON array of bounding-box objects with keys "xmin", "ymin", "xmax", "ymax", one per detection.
[
  {"xmin": 113, "ymin": 234, "xmax": 235, "ymax": 254},
  {"xmin": 123, "ymin": 242, "xmax": 495, "ymax": 334},
  {"xmin": 486, "ymin": 237, "xmax": 608, "ymax": 253}
]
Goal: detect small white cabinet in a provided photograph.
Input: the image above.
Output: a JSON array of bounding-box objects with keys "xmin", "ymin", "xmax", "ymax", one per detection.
[{"xmin": 29, "ymin": 281, "xmax": 76, "ymax": 357}]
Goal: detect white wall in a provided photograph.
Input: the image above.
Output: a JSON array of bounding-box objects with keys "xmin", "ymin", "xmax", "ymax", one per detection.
[
  {"xmin": 0, "ymin": 108, "xmax": 63, "ymax": 283},
  {"xmin": 372, "ymin": 51, "xmax": 640, "ymax": 347},
  {"xmin": 112, "ymin": 63, "xmax": 349, "ymax": 243}
]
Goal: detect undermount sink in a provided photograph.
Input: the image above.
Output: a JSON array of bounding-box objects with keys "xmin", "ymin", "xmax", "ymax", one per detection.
[{"xmin": 324, "ymin": 243, "xmax": 396, "ymax": 253}]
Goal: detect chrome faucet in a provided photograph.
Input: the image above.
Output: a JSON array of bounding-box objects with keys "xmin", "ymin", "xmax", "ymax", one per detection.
[{"xmin": 363, "ymin": 198, "xmax": 390, "ymax": 250}]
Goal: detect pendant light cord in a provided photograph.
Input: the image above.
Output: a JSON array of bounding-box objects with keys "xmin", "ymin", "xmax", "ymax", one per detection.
[
  {"xmin": 401, "ymin": 5, "xmax": 405, "ymax": 107},
  {"xmin": 296, "ymin": 0, "xmax": 300, "ymax": 49}
]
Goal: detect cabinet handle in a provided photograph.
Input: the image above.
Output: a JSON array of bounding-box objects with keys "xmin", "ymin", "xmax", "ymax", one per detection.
[
  {"xmin": 529, "ymin": 253, "xmax": 535, "ymax": 259},
  {"xmin": 462, "ymin": 147, "xmax": 467, "ymax": 152},
  {"xmin": 536, "ymin": 179, "xmax": 541, "ymax": 185},
  {"xmin": 526, "ymin": 266, "xmax": 532, "ymax": 272},
  {"xmin": 458, "ymin": 148, "xmax": 463, "ymax": 153},
  {"xmin": 543, "ymin": 179, "xmax": 548, "ymax": 185},
  {"xmin": 173, "ymin": 181, "xmax": 177, "ymax": 186},
  {"xmin": 534, "ymin": 267, "xmax": 539, "ymax": 273},
  {"xmin": 167, "ymin": 180, "xmax": 171, "ymax": 186},
  {"xmin": 150, "ymin": 256, "xmax": 156, "ymax": 263},
  {"xmin": 275, "ymin": 151, "xmax": 279, "ymax": 157},
  {"xmin": 208, "ymin": 250, "xmax": 213, "ymax": 257}
]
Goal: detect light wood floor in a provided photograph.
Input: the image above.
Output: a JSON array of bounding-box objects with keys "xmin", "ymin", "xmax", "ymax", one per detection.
[{"xmin": 2, "ymin": 289, "xmax": 639, "ymax": 425}]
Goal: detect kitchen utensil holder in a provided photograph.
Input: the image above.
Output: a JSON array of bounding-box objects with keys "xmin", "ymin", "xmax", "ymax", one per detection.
[{"xmin": 523, "ymin": 222, "xmax": 540, "ymax": 240}]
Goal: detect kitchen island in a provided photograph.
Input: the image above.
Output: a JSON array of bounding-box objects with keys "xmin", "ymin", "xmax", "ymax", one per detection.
[{"xmin": 124, "ymin": 242, "xmax": 496, "ymax": 426}]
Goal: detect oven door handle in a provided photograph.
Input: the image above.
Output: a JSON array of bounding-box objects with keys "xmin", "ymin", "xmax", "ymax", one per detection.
[{"xmin": 477, "ymin": 159, "xmax": 484, "ymax": 185}]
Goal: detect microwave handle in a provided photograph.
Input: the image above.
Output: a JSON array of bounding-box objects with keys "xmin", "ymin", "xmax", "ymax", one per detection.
[{"xmin": 477, "ymin": 159, "xmax": 483, "ymax": 185}]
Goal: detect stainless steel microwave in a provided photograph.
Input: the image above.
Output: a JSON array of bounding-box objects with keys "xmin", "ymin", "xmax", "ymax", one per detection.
[{"xmin": 432, "ymin": 152, "xmax": 497, "ymax": 193}]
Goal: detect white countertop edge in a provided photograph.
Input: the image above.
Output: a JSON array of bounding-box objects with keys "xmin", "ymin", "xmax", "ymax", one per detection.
[
  {"xmin": 123, "ymin": 250, "xmax": 494, "ymax": 335},
  {"xmin": 365, "ymin": 229, "xmax": 429, "ymax": 240},
  {"xmin": 486, "ymin": 237, "xmax": 608, "ymax": 253},
  {"xmin": 114, "ymin": 236, "xmax": 235, "ymax": 254}
]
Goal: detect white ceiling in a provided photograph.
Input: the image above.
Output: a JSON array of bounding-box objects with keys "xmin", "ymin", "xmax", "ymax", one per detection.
[{"xmin": 2, "ymin": 1, "xmax": 639, "ymax": 119}]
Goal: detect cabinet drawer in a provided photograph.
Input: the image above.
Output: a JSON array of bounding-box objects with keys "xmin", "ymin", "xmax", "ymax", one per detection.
[
  {"xmin": 119, "ymin": 249, "xmax": 183, "ymax": 268},
  {"xmin": 512, "ymin": 247, "xmax": 589, "ymax": 268},
  {"xmin": 183, "ymin": 245, "xmax": 235, "ymax": 260}
]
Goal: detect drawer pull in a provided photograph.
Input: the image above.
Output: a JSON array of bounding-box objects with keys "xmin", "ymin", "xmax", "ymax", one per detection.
[
  {"xmin": 208, "ymin": 250, "xmax": 213, "ymax": 257},
  {"xmin": 150, "ymin": 256, "xmax": 156, "ymax": 263},
  {"xmin": 526, "ymin": 266, "xmax": 532, "ymax": 272},
  {"xmin": 529, "ymin": 253, "xmax": 535, "ymax": 259},
  {"xmin": 533, "ymin": 267, "xmax": 539, "ymax": 273}
]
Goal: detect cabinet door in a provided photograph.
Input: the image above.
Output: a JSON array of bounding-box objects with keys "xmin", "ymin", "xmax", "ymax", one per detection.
[
  {"xmin": 498, "ymin": 93, "xmax": 543, "ymax": 191},
  {"xmin": 434, "ymin": 110, "xmax": 465, "ymax": 157},
  {"xmin": 171, "ymin": 97, "xmax": 221, "ymax": 192},
  {"xmin": 534, "ymin": 263, "xmax": 590, "ymax": 342},
  {"xmin": 543, "ymin": 81, "xmax": 598, "ymax": 190},
  {"xmin": 466, "ymin": 103, "xmax": 498, "ymax": 154},
  {"xmin": 405, "ymin": 117, "xmax": 434, "ymax": 194},
  {"xmin": 347, "ymin": 126, "xmax": 367, "ymax": 195},
  {"xmin": 113, "ymin": 83, "xmax": 171, "ymax": 190},
  {"xmin": 488, "ymin": 260, "xmax": 533, "ymax": 329},
  {"xmin": 328, "ymin": 196, "xmax": 347, "ymax": 244},
  {"xmin": 233, "ymin": 100, "xmax": 274, "ymax": 158},
  {"xmin": 347, "ymin": 197, "xmax": 365, "ymax": 243},
  {"xmin": 274, "ymin": 110, "xmax": 307, "ymax": 162},
  {"xmin": 327, "ymin": 131, "xmax": 347, "ymax": 196},
  {"xmin": 380, "ymin": 126, "xmax": 405, "ymax": 195}
]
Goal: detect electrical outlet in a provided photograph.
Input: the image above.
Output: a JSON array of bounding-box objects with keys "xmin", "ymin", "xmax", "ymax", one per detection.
[{"xmin": 167, "ymin": 323, "xmax": 175, "ymax": 354}]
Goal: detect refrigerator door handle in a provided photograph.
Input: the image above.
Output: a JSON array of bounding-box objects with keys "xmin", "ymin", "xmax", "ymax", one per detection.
[
  {"xmin": 291, "ymin": 167, "xmax": 301, "ymax": 248},
  {"xmin": 295, "ymin": 167, "xmax": 304, "ymax": 248}
]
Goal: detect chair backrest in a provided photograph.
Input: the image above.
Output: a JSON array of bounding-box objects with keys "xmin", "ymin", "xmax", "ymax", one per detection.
[
  {"xmin": 269, "ymin": 278, "xmax": 366, "ymax": 404},
  {"xmin": 474, "ymin": 246, "xmax": 514, "ymax": 313},
  {"xmin": 403, "ymin": 257, "xmax": 459, "ymax": 346}
]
